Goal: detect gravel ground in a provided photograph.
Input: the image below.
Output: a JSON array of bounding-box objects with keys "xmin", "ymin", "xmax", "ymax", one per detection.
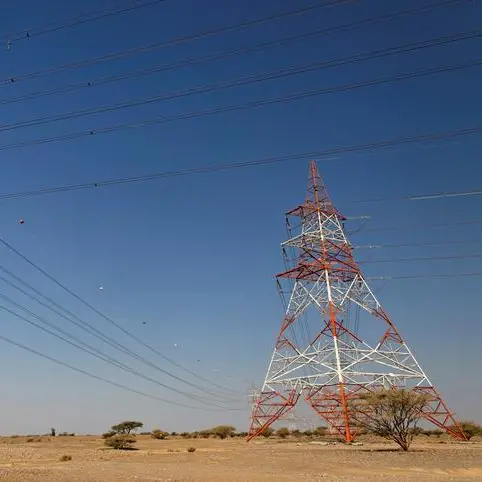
[{"xmin": 0, "ymin": 436, "xmax": 481, "ymax": 481}]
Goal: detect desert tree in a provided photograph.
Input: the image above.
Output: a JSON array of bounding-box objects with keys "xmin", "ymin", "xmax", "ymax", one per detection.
[
  {"xmin": 275, "ymin": 427, "xmax": 290, "ymax": 439},
  {"xmin": 313, "ymin": 426, "xmax": 328, "ymax": 437},
  {"xmin": 111, "ymin": 421, "xmax": 143, "ymax": 436},
  {"xmin": 454, "ymin": 421, "xmax": 482, "ymax": 440},
  {"xmin": 104, "ymin": 435, "xmax": 137, "ymax": 450},
  {"xmin": 151, "ymin": 429, "xmax": 168, "ymax": 440},
  {"xmin": 103, "ymin": 420, "xmax": 143, "ymax": 450},
  {"xmin": 210, "ymin": 425, "xmax": 236, "ymax": 439},
  {"xmin": 350, "ymin": 388, "xmax": 429, "ymax": 451},
  {"xmin": 261, "ymin": 427, "xmax": 275, "ymax": 438}
]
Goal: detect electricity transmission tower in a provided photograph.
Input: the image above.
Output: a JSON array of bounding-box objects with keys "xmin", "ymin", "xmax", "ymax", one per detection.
[{"xmin": 247, "ymin": 161, "xmax": 466, "ymax": 442}]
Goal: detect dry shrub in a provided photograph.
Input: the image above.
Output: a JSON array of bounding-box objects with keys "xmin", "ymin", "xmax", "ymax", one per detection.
[
  {"xmin": 151, "ymin": 429, "xmax": 168, "ymax": 440},
  {"xmin": 104, "ymin": 435, "xmax": 136, "ymax": 450},
  {"xmin": 187, "ymin": 447, "xmax": 196, "ymax": 453},
  {"xmin": 59, "ymin": 455, "xmax": 72, "ymax": 462}
]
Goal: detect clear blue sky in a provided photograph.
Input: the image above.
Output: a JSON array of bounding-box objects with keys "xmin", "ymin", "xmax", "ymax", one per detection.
[{"xmin": 0, "ymin": 0, "xmax": 480, "ymax": 435}]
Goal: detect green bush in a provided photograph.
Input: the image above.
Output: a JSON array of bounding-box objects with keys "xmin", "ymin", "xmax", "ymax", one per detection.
[
  {"xmin": 457, "ymin": 421, "xmax": 482, "ymax": 440},
  {"xmin": 151, "ymin": 429, "xmax": 168, "ymax": 440},
  {"xmin": 104, "ymin": 435, "xmax": 136, "ymax": 450},
  {"xmin": 102, "ymin": 420, "xmax": 143, "ymax": 450},
  {"xmin": 111, "ymin": 421, "xmax": 143, "ymax": 436},
  {"xmin": 313, "ymin": 426, "xmax": 328, "ymax": 436},
  {"xmin": 276, "ymin": 428, "xmax": 290, "ymax": 439},
  {"xmin": 261, "ymin": 427, "xmax": 274, "ymax": 438},
  {"xmin": 210, "ymin": 425, "xmax": 236, "ymax": 439}
]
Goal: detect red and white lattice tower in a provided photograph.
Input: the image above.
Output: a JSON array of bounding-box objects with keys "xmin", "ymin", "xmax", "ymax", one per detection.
[{"xmin": 247, "ymin": 161, "xmax": 466, "ymax": 442}]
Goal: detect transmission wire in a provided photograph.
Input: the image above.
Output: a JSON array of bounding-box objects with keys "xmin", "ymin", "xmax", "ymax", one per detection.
[
  {"xmin": 0, "ymin": 331, "xmax": 243, "ymax": 411},
  {"xmin": 0, "ymin": 272, "xmax": 240, "ymax": 403},
  {"xmin": 0, "ymin": 236, "xmax": 241, "ymax": 396}
]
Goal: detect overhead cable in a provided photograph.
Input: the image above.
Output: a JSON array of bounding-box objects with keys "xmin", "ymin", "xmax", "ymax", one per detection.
[
  {"xmin": 369, "ymin": 272, "xmax": 482, "ymax": 280},
  {"xmin": 351, "ymin": 219, "xmax": 482, "ymax": 233},
  {"xmin": 0, "ymin": 331, "xmax": 243, "ymax": 411},
  {"xmin": 1, "ymin": 6, "xmax": 477, "ymax": 106},
  {"xmin": 360, "ymin": 253, "xmax": 482, "ymax": 264},
  {"xmin": 0, "ymin": 299, "xmax": 236, "ymax": 406},
  {"xmin": 1, "ymin": 0, "xmax": 170, "ymax": 43},
  {"xmin": 354, "ymin": 239, "xmax": 482, "ymax": 249},
  {"xmin": 0, "ymin": 56, "xmax": 481, "ymax": 152},
  {"xmin": 0, "ymin": 237, "xmax": 241, "ymax": 396},
  {"xmin": 0, "ymin": 273, "xmax": 239, "ymax": 403},
  {"xmin": 0, "ymin": 0, "xmax": 351, "ymax": 85},
  {"xmin": 0, "ymin": 125, "xmax": 482, "ymax": 201},
  {"xmin": 2, "ymin": 31, "xmax": 482, "ymax": 133}
]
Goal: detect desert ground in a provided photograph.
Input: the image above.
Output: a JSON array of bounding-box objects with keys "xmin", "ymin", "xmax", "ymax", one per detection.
[
  {"xmin": 0, "ymin": 435, "xmax": 481, "ymax": 481},
  {"xmin": 0, "ymin": 436, "xmax": 482, "ymax": 482}
]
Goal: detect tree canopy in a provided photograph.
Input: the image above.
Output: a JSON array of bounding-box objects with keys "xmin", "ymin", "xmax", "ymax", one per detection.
[
  {"xmin": 111, "ymin": 421, "xmax": 143, "ymax": 436},
  {"xmin": 350, "ymin": 388, "xmax": 429, "ymax": 451}
]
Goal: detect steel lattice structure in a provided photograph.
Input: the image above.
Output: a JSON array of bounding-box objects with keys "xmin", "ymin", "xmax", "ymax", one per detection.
[{"xmin": 247, "ymin": 161, "xmax": 466, "ymax": 442}]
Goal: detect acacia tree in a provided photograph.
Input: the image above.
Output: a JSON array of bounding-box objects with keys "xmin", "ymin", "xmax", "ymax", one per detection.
[
  {"xmin": 104, "ymin": 421, "xmax": 143, "ymax": 450},
  {"xmin": 261, "ymin": 427, "xmax": 274, "ymax": 438},
  {"xmin": 210, "ymin": 425, "xmax": 236, "ymax": 439},
  {"xmin": 276, "ymin": 427, "xmax": 290, "ymax": 439},
  {"xmin": 351, "ymin": 389, "xmax": 429, "ymax": 451},
  {"xmin": 456, "ymin": 421, "xmax": 482, "ymax": 440},
  {"xmin": 111, "ymin": 421, "xmax": 143, "ymax": 436}
]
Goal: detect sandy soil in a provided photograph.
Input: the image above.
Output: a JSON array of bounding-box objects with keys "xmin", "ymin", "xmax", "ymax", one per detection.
[{"xmin": 0, "ymin": 435, "xmax": 481, "ymax": 481}]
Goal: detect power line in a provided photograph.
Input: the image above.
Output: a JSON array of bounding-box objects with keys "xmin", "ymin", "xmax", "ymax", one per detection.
[
  {"xmin": 1, "ymin": 56, "xmax": 481, "ymax": 152},
  {"xmin": 1, "ymin": 0, "xmax": 170, "ymax": 44},
  {"xmin": 352, "ymin": 188, "xmax": 482, "ymax": 204},
  {"xmin": 0, "ymin": 237, "xmax": 240, "ymax": 396},
  {"xmin": 0, "ymin": 264, "xmax": 198, "ymax": 383},
  {"xmin": 3, "ymin": 30, "xmax": 482, "ymax": 134},
  {"xmin": 0, "ymin": 298, "xmax": 235, "ymax": 407},
  {"xmin": 1, "ymin": 0, "xmax": 350, "ymax": 85},
  {"xmin": 0, "ymin": 272, "xmax": 240, "ymax": 404},
  {"xmin": 360, "ymin": 253, "xmax": 482, "ymax": 264},
  {"xmin": 0, "ymin": 331, "xmax": 242, "ymax": 411},
  {"xmin": 1, "ymin": 6, "xmax": 476, "ymax": 107},
  {"xmin": 354, "ymin": 239, "xmax": 482, "ymax": 250},
  {"xmin": 0, "ymin": 125, "xmax": 482, "ymax": 201},
  {"xmin": 369, "ymin": 271, "xmax": 482, "ymax": 281},
  {"xmin": 0, "ymin": 264, "xmax": 239, "ymax": 399},
  {"xmin": 351, "ymin": 219, "xmax": 482, "ymax": 234}
]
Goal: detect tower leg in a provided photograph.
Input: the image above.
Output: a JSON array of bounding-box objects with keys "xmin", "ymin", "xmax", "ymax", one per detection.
[
  {"xmin": 414, "ymin": 386, "xmax": 467, "ymax": 440},
  {"xmin": 306, "ymin": 385, "xmax": 362, "ymax": 442},
  {"xmin": 247, "ymin": 388, "xmax": 300, "ymax": 441}
]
